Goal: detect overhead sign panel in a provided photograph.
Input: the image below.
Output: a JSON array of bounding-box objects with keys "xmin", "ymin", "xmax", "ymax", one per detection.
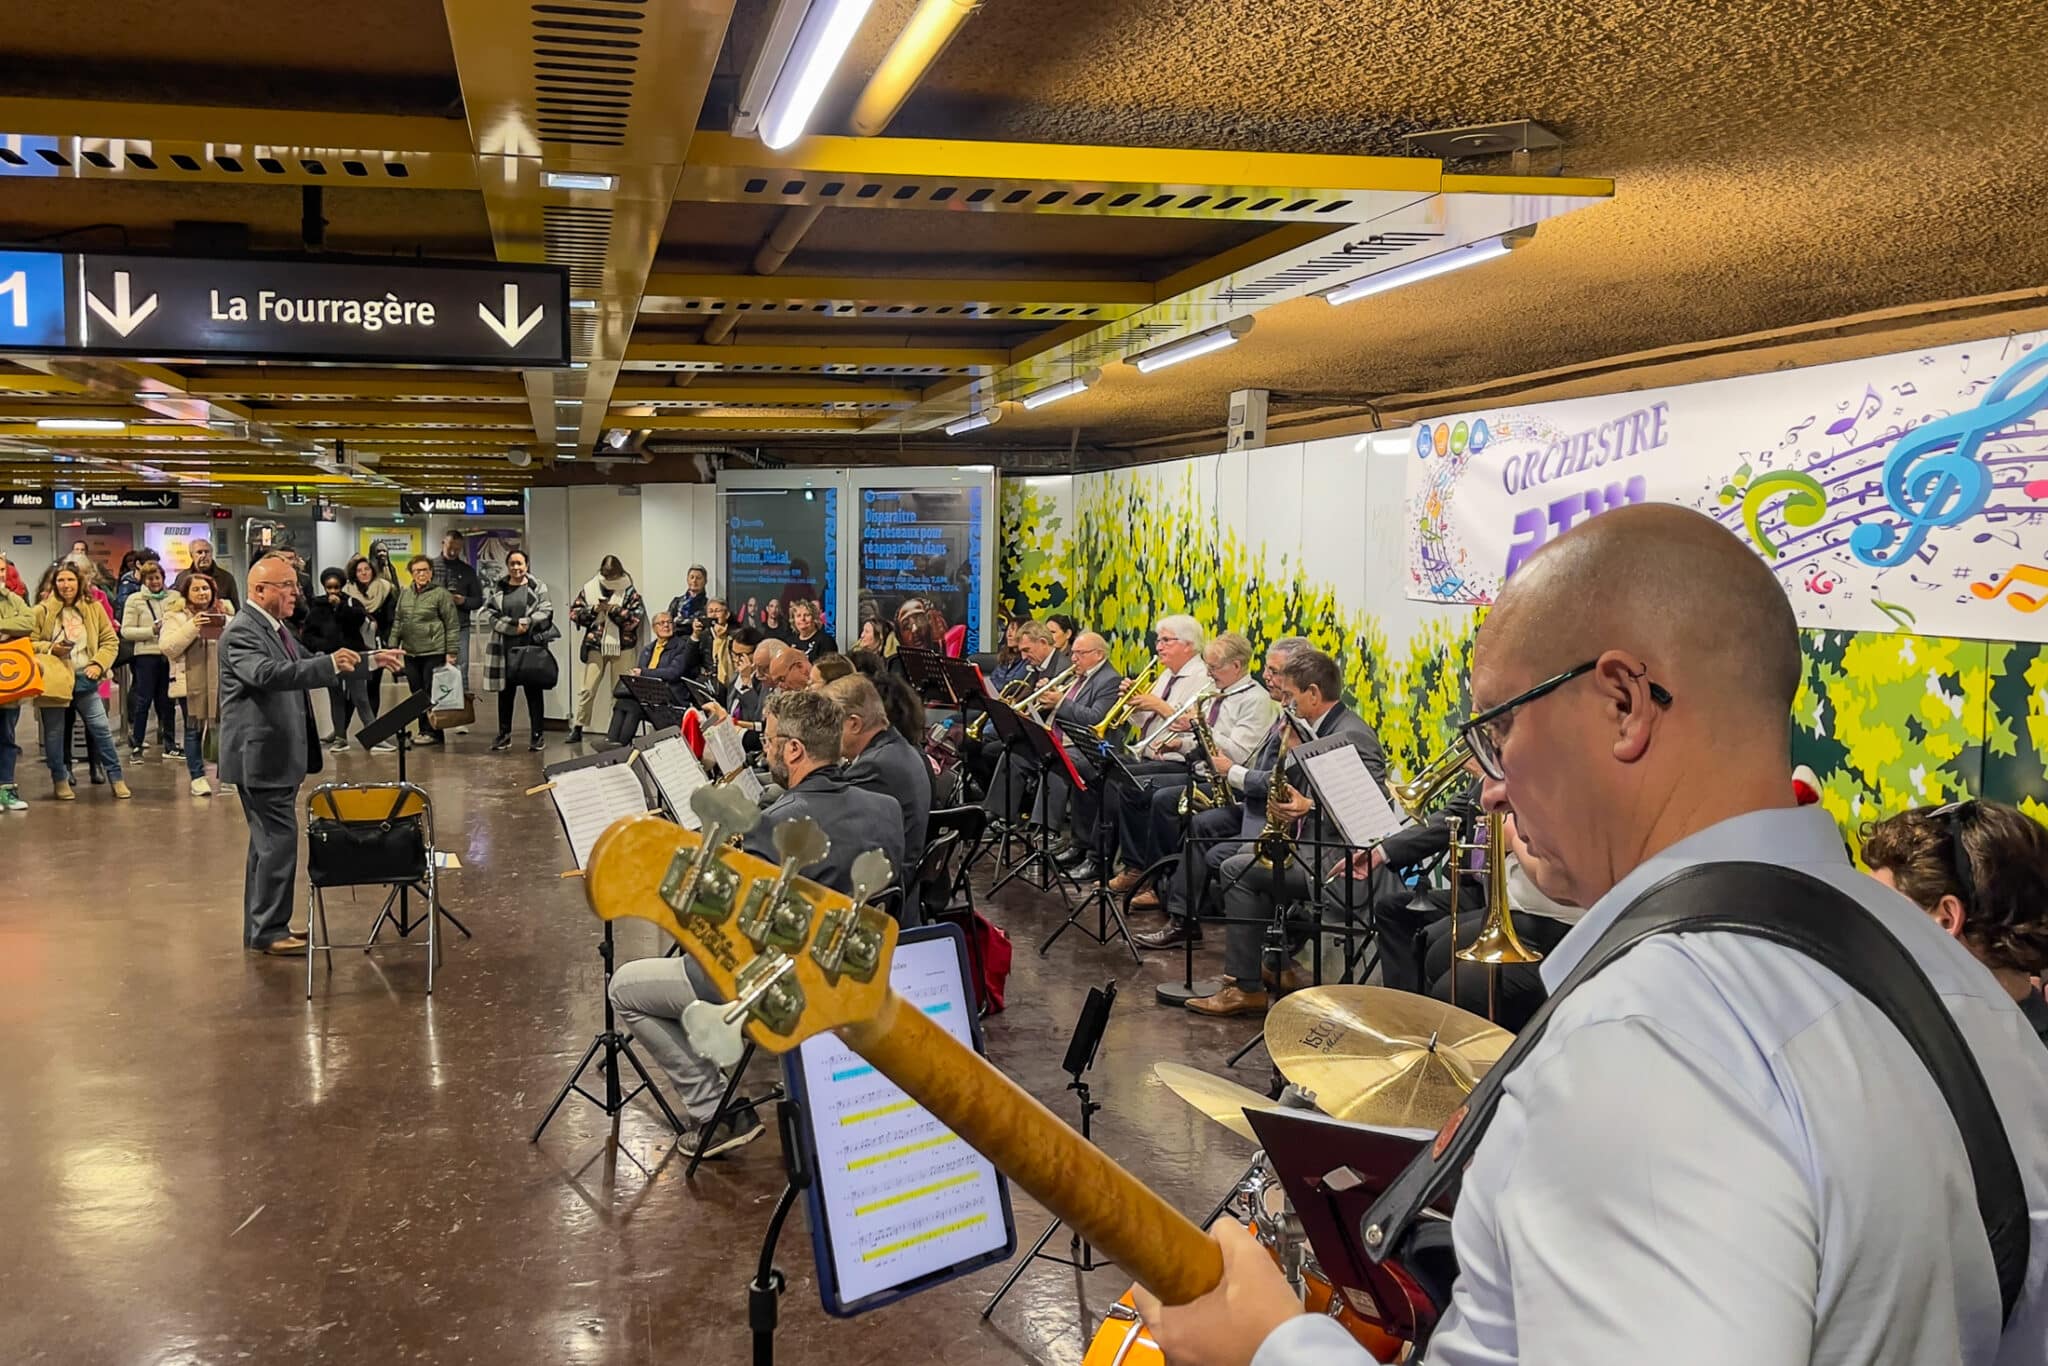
[
  {"xmin": 72, "ymin": 489, "xmax": 183, "ymax": 510},
  {"xmin": 0, "ymin": 250, "xmax": 569, "ymax": 368},
  {"xmin": 399, "ymin": 493, "xmax": 525, "ymax": 516},
  {"xmin": 0, "ymin": 489, "xmax": 54, "ymax": 509}
]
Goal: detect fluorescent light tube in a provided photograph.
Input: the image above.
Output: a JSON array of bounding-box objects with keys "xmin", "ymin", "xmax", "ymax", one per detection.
[
  {"xmin": 1127, "ymin": 318, "xmax": 1254, "ymax": 375},
  {"xmin": 570, "ymin": 299, "xmax": 597, "ymax": 311},
  {"xmin": 1320, "ymin": 238, "xmax": 1512, "ymax": 307},
  {"xmin": 542, "ymin": 170, "xmax": 617, "ymax": 193},
  {"xmin": 1357, "ymin": 429, "xmax": 1416, "ymax": 458},
  {"xmin": 36, "ymin": 418, "xmax": 125, "ymax": 432},
  {"xmin": 758, "ymin": 0, "xmax": 875, "ymax": 150},
  {"xmin": 1017, "ymin": 370, "xmax": 1099, "ymax": 411},
  {"xmin": 944, "ymin": 410, "xmax": 1000, "ymax": 436}
]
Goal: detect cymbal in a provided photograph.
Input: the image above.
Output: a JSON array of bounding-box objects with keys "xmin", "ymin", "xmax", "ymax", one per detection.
[
  {"xmin": 1265, "ymin": 987, "xmax": 1511, "ymax": 1131},
  {"xmin": 1154, "ymin": 1062, "xmax": 1274, "ymax": 1143}
]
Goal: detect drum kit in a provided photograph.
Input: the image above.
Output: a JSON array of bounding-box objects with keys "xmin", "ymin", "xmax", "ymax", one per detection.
[{"xmin": 1084, "ymin": 987, "xmax": 1511, "ymax": 1365}]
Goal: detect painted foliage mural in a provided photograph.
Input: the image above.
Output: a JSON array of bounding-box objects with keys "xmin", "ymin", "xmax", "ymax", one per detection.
[
  {"xmin": 1002, "ymin": 443, "xmax": 2048, "ymax": 850},
  {"xmin": 997, "ymin": 477, "xmax": 1073, "ymax": 619},
  {"xmin": 1070, "ymin": 464, "xmax": 1475, "ymax": 780}
]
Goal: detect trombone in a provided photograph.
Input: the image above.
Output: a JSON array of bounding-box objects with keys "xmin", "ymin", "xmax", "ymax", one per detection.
[
  {"xmin": 1091, "ymin": 655, "xmax": 1164, "ymax": 740},
  {"xmin": 1138, "ymin": 684, "xmax": 1216, "ymax": 758},
  {"xmin": 966, "ymin": 673, "xmax": 1034, "ymax": 740},
  {"xmin": 1385, "ymin": 737, "xmax": 1541, "ymax": 1022}
]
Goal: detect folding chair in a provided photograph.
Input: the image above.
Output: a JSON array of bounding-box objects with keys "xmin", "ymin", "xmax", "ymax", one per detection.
[{"xmin": 305, "ymin": 782, "xmax": 441, "ymax": 998}]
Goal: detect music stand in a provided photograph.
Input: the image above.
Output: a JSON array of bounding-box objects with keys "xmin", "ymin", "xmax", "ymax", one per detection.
[
  {"xmin": 620, "ymin": 673, "xmax": 687, "ymax": 735},
  {"xmin": 356, "ymin": 689, "xmax": 471, "ymax": 944},
  {"xmin": 1038, "ymin": 739, "xmax": 1144, "ymax": 965},
  {"xmin": 989, "ymin": 708, "xmax": 1082, "ymax": 900},
  {"xmin": 530, "ymin": 746, "xmax": 687, "ymax": 1145},
  {"xmin": 973, "ymin": 693, "xmax": 1036, "ymax": 869},
  {"xmin": 983, "ymin": 981, "xmax": 1118, "ymax": 1317},
  {"xmin": 896, "ymin": 647, "xmax": 954, "ymax": 705}
]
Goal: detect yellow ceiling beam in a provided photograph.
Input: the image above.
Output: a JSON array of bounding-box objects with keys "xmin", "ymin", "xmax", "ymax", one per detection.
[
  {"xmin": 0, "ymin": 375, "xmax": 88, "ymax": 395},
  {"xmin": 0, "ymin": 404, "xmax": 152, "ymax": 422},
  {"xmin": 630, "ymin": 414, "xmax": 868, "ymax": 432},
  {"xmin": 248, "ymin": 404, "xmax": 537, "ymax": 427},
  {"xmin": 641, "ymin": 273, "xmax": 1156, "ymax": 310},
  {"xmin": 611, "ymin": 382, "xmax": 922, "ymax": 405},
  {"xmin": 624, "ymin": 343, "xmax": 1006, "ymax": 371},
  {"xmin": 0, "ymin": 423, "xmax": 218, "ymax": 438},
  {"xmin": 183, "ymin": 372, "xmax": 529, "ymax": 401}
]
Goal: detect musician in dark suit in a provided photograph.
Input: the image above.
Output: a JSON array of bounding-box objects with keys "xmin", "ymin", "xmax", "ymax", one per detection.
[
  {"xmin": 973, "ymin": 621, "xmax": 1067, "ymax": 820},
  {"xmin": 609, "ymin": 688, "xmax": 902, "ymax": 1158},
  {"xmin": 1135, "ymin": 636, "xmax": 1310, "ymax": 950},
  {"xmin": 1347, "ymin": 776, "xmax": 1485, "ymax": 992},
  {"xmin": 1010, "ymin": 632, "xmax": 1121, "ymax": 846},
  {"xmin": 219, "ymin": 555, "xmax": 393, "ymax": 955},
  {"xmin": 603, "ymin": 610, "xmax": 690, "ymax": 745},
  {"xmin": 828, "ymin": 675, "xmax": 933, "ymax": 925},
  {"xmin": 1187, "ymin": 649, "xmax": 1389, "ymax": 1017}
]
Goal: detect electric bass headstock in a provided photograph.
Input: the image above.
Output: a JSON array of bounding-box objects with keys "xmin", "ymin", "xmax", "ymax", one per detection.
[{"xmin": 584, "ymin": 786, "xmax": 900, "ymax": 1060}]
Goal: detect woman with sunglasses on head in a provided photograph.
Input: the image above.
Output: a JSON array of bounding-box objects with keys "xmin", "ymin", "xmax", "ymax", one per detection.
[{"xmin": 1863, "ymin": 800, "xmax": 2048, "ymax": 1047}]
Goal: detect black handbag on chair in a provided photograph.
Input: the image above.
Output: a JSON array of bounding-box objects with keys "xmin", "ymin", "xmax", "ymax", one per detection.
[{"xmin": 308, "ymin": 790, "xmax": 428, "ymax": 888}]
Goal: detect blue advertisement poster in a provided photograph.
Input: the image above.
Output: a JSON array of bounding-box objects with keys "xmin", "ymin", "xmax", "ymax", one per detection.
[
  {"xmin": 857, "ymin": 487, "xmax": 983, "ymax": 653},
  {"xmin": 725, "ymin": 487, "xmax": 839, "ymax": 634}
]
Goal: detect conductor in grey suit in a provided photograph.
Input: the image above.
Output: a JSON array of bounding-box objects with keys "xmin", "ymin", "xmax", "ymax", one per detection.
[
  {"xmin": 220, "ymin": 555, "xmax": 394, "ymax": 955},
  {"xmin": 606, "ymin": 688, "xmax": 903, "ymax": 1157}
]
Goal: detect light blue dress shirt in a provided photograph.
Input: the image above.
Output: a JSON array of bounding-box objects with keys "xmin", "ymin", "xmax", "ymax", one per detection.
[{"xmin": 1255, "ymin": 805, "xmax": 2048, "ymax": 1366}]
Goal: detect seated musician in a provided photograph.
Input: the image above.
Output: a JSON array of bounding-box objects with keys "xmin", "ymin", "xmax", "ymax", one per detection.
[
  {"xmin": 969, "ymin": 620, "xmax": 1065, "ymax": 807},
  {"xmin": 1185, "ymin": 649, "xmax": 1389, "ymax": 1017},
  {"xmin": 1136, "ymin": 636, "xmax": 1307, "ymax": 949},
  {"xmin": 608, "ymin": 690, "xmax": 903, "ymax": 1159},
  {"xmin": 1420, "ymin": 810, "xmax": 1581, "ymax": 1030},
  {"xmin": 985, "ymin": 612, "xmax": 1034, "ymax": 691},
  {"xmin": 1344, "ymin": 775, "xmax": 1485, "ymax": 992},
  {"xmin": 828, "ymin": 674, "xmax": 933, "ymax": 926},
  {"xmin": 1061, "ymin": 616, "xmax": 1211, "ymax": 881},
  {"xmin": 1137, "ymin": 504, "xmax": 2048, "ymax": 1366},
  {"xmin": 1863, "ymin": 799, "xmax": 2048, "ymax": 1047},
  {"xmin": 763, "ymin": 637, "xmax": 813, "ymax": 692},
  {"xmin": 1110, "ymin": 630, "xmax": 1276, "ymax": 910},
  {"xmin": 602, "ymin": 610, "xmax": 689, "ymax": 746},
  {"xmin": 1023, "ymin": 632, "xmax": 1124, "ymax": 857}
]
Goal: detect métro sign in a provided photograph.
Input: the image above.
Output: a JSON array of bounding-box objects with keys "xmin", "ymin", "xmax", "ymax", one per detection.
[
  {"xmin": 0, "ymin": 249, "xmax": 569, "ymax": 368},
  {"xmin": 399, "ymin": 493, "xmax": 525, "ymax": 516}
]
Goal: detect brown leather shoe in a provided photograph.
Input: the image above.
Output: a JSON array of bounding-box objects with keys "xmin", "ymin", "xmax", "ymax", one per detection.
[
  {"xmin": 1129, "ymin": 888, "xmax": 1163, "ymax": 912},
  {"xmin": 1186, "ymin": 985, "xmax": 1271, "ymax": 1017},
  {"xmin": 260, "ymin": 936, "xmax": 309, "ymax": 956},
  {"xmin": 1262, "ymin": 965, "xmax": 1309, "ymax": 995},
  {"xmin": 1135, "ymin": 918, "xmax": 1201, "ymax": 950},
  {"xmin": 1108, "ymin": 868, "xmax": 1144, "ymax": 894}
]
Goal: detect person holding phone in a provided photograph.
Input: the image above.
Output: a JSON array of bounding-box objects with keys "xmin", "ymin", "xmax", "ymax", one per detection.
[{"xmin": 160, "ymin": 574, "xmax": 236, "ymax": 795}]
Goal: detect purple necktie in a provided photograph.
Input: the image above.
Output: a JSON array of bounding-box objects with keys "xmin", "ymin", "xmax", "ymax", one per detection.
[
  {"xmin": 1207, "ymin": 691, "xmax": 1225, "ymax": 725},
  {"xmin": 277, "ymin": 622, "xmax": 297, "ymax": 660}
]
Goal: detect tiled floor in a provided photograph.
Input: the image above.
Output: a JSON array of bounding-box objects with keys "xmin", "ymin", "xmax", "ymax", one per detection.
[{"xmin": 2, "ymin": 730, "xmax": 1270, "ymax": 1364}]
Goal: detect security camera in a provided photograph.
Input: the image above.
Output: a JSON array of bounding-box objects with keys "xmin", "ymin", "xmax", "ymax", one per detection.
[{"xmin": 507, "ymin": 448, "xmax": 533, "ymax": 468}]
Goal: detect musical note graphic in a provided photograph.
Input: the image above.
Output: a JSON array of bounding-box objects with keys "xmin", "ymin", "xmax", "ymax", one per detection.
[
  {"xmin": 1975, "ymin": 530, "xmax": 2023, "ymax": 550},
  {"xmin": 1969, "ymin": 564, "xmax": 2048, "ymax": 613},
  {"xmin": 1826, "ymin": 386, "xmax": 1881, "ymax": 437},
  {"xmin": 1893, "ymin": 381, "xmax": 1919, "ymax": 398},
  {"xmin": 1872, "ymin": 599, "xmax": 1917, "ymax": 631},
  {"xmin": 1741, "ymin": 470, "xmax": 1828, "ymax": 557},
  {"xmin": 1803, "ymin": 566, "xmax": 1839, "ymax": 594},
  {"xmin": 2025, "ymin": 479, "xmax": 2048, "ymax": 501},
  {"xmin": 1781, "ymin": 418, "xmax": 1814, "ymax": 449},
  {"xmin": 1849, "ymin": 349, "xmax": 2048, "ymax": 568}
]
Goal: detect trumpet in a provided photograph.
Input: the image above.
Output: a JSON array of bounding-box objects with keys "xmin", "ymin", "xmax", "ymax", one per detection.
[
  {"xmin": 1014, "ymin": 664, "xmax": 1076, "ymax": 721},
  {"xmin": 1091, "ymin": 655, "xmax": 1164, "ymax": 740},
  {"xmin": 966, "ymin": 673, "xmax": 1035, "ymax": 740},
  {"xmin": 1139, "ymin": 684, "xmax": 1216, "ymax": 757}
]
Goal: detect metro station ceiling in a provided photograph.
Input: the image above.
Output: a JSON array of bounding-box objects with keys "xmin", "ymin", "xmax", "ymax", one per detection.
[{"xmin": 1, "ymin": 0, "xmax": 2041, "ymax": 506}]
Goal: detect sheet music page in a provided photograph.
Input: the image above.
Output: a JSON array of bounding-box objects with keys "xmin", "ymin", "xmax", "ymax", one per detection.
[
  {"xmin": 642, "ymin": 738, "xmax": 710, "ymax": 830},
  {"xmin": 1298, "ymin": 744, "xmax": 1410, "ymax": 847},
  {"xmin": 550, "ymin": 763, "xmax": 650, "ymax": 869},
  {"xmin": 733, "ymin": 768, "xmax": 766, "ymax": 805},
  {"xmin": 703, "ymin": 719, "xmax": 748, "ymax": 775}
]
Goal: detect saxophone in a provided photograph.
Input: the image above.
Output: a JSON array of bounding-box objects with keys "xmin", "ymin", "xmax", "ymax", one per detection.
[
  {"xmin": 1252, "ymin": 714, "xmax": 1300, "ymax": 864},
  {"xmin": 1180, "ymin": 701, "xmax": 1229, "ymax": 815}
]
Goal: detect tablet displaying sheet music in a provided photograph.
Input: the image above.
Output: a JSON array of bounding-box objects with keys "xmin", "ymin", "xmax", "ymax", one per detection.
[{"xmin": 786, "ymin": 925, "xmax": 1016, "ymax": 1316}]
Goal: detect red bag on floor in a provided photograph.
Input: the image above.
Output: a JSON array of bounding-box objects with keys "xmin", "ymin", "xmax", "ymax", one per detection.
[{"xmin": 970, "ymin": 912, "xmax": 1013, "ymax": 1014}]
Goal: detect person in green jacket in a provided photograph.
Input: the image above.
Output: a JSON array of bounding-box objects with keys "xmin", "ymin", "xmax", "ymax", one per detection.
[
  {"xmin": 392, "ymin": 554, "xmax": 460, "ymax": 746},
  {"xmin": 0, "ymin": 568, "xmax": 34, "ymax": 810}
]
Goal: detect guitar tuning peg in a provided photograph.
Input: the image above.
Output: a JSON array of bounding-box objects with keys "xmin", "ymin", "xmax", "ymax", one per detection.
[
  {"xmin": 849, "ymin": 849, "xmax": 895, "ymax": 906},
  {"xmin": 693, "ymin": 784, "xmax": 761, "ymax": 837},
  {"xmin": 681, "ymin": 999, "xmax": 747, "ymax": 1070},
  {"xmin": 773, "ymin": 816, "xmax": 831, "ymax": 870}
]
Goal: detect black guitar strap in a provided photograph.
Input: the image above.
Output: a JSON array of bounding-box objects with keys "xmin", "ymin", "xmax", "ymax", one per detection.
[{"xmin": 1361, "ymin": 861, "xmax": 2026, "ymax": 1330}]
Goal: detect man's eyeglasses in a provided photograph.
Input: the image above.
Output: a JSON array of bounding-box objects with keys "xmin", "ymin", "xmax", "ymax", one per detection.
[
  {"xmin": 1460, "ymin": 660, "xmax": 1673, "ymax": 781},
  {"xmin": 1929, "ymin": 800, "xmax": 1978, "ymax": 910}
]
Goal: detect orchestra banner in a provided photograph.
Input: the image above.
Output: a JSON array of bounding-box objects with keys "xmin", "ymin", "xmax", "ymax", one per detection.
[{"xmin": 1406, "ymin": 330, "xmax": 2048, "ymax": 640}]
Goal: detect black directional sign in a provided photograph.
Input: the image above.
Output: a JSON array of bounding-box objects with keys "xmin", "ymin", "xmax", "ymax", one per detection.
[
  {"xmin": 399, "ymin": 493, "xmax": 526, "ymax": 516},
  {"xmin": 0, "ymin": 490, "xmax": 54, "ymax": 510},
  {"xmin": 0, "ymin": 249, "xmax": 568, "ymax": 368},
  {"xmin": 72, "ymin": 488, "xmax": 182, "ymax": 510}
]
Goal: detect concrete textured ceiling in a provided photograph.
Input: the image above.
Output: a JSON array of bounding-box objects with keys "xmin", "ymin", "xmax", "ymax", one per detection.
[{"xmin": 0, "ymin": 0, "xmax": 2043, "ymax": 496}]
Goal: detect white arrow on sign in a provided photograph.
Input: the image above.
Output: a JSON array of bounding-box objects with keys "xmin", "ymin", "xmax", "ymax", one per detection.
[
  {"xmin": 478, "ymin": 283, "xmax": 545, "ymax": 348},
  {"xmin": 86, "ymin": 270, "xmax": 160, "ymax": 338}
]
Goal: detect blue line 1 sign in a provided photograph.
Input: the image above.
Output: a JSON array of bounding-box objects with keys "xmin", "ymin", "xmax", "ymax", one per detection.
[{"xmin": 0, "ymin": 249, "xmax": 569, "ymax": 368}]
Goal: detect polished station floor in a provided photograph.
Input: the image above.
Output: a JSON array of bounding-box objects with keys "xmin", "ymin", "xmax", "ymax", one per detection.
[{"xmin": 2, "ymin": 733, "xmax": 1261, "ymax": 1365}]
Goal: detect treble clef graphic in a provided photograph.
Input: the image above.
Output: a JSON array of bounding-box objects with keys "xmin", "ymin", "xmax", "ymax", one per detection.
[{"xmin": 1850, "ymin": 348, "xmax": 2048, "ymax": 568}]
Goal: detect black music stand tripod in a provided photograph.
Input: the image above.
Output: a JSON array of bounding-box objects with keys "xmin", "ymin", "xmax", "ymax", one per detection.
[
  {"xmin": 1039, "ymin": 737, "xmax": 1145, "ymax": 965},
  {"xmin": 748, "ymin": 1099, "xmax": 812, "ymax": 1366},
  {"xmin": 355, "ymin": 690, "xmax": 472, "ymax": 945},
  {"xmin": 984, "ymin": 981, "xmax": 1119, "ymax": 1318},
  {"xmin": 530, "ymin": 918, "xmax": 687, "ymax": 1143},
  {"xmin": 988, "ymin": 703, "xmax": 1074, "ymax": 897}
]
